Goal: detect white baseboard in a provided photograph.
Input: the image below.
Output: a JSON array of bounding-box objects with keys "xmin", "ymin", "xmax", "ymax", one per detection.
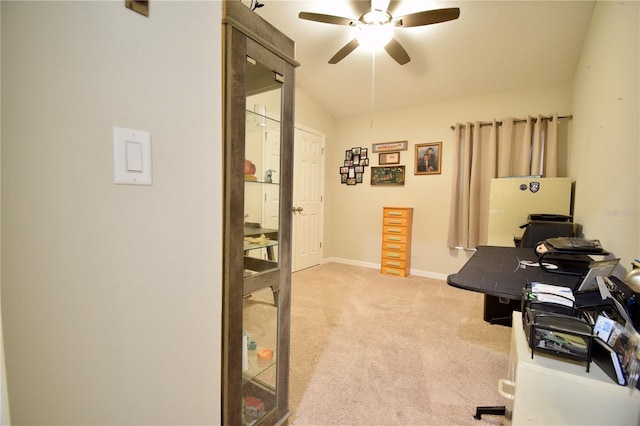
[{"xmin": 321, "ymin": 257, "xmax": 449, "ymax": 281}]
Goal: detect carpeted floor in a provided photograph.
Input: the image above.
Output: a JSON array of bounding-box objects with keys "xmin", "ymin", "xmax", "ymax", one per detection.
[{"xmin": 285, "ymin": 262, "xmax": 513, "ymax": 425}]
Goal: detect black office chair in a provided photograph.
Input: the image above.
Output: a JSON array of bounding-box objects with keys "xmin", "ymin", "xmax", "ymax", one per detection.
[{"xmin": 518, "ymin": 214, "xmax": 575, "ymax": 248}]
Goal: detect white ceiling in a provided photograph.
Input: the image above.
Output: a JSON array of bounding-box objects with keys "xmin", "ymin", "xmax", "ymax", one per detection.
[{"xmin": 252, "ymin": 0, "xmax": 596, "ymax": 119}]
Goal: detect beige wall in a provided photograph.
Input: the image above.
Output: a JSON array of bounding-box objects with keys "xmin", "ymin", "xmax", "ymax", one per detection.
[
  {"xmin": 570, "ymin": 1, "xmax": 639, "ymax": 273},
  {"xmin": 319, "ymin": 1, "xmax": 638, "ymax": 280},
  {"xmin": 295, "ymin": 86, "xmax": 336, "ymax": 136},
  {"xmin": 2, "ymin": 2, "xmax": 222, "ymax": 424},
  {"xmin": 323, "ymin": 83, "xmax": 573, "ymax": 278}
]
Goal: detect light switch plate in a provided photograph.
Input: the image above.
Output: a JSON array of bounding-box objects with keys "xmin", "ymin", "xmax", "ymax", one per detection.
[{"xmin": 113, "ymin": 126, "xmax": 152, "ymax": 185}]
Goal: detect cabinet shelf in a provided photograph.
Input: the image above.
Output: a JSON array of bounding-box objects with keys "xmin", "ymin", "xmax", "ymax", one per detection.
[
  {"xmin": 242, "ymin": 348, "xmax": 277, "ymax": 385},
  {"xmin": 244, "ymin": 179, "xmax": 279, "ymax": 185},
  {"xmin": 246, "ymin": 109, "xmax": 280, "ymax": 131},
  {"xmin": 243, "ymin": 240, "xmax": 278, "ymax": 252}
]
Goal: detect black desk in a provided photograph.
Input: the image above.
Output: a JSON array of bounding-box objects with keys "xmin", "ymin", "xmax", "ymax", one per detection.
[
  {"xmin": 244, "ymin": 225, "xmax": 278, "ymax": 261},
  {"xmin": 447, "ymin": 246, "xmax": 587, "ymax": 325},
  {"xmin": 450, "ymin": 246, "xmax": 632, "ymax": 420}
]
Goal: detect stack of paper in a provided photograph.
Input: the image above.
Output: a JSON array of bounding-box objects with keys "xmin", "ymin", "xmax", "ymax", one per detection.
[{"xmin": 530, "ymin": 282, "xmax": 575, "ymax": 307}]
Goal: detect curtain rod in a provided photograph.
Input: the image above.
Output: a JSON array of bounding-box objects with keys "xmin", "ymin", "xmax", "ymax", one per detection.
[{"xmin": 449, "ymin": 114, "xmax": 573, "ymax": 131}]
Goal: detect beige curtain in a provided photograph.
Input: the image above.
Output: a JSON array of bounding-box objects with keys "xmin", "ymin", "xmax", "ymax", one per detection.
[{"xmin": 447, "ymin": 113, "xmax": 559, "ymax": 249}]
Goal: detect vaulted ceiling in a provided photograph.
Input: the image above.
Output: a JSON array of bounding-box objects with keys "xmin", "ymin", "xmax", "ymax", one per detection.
[{"xmin": 253, "ymin": 1, "xmax": 596, "ymax": 119}]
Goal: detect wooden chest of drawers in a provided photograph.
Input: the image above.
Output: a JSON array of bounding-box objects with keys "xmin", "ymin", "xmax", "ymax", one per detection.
[{"xmin": 381, "ymin": 207, "xmax": 413, "ymax": 277}]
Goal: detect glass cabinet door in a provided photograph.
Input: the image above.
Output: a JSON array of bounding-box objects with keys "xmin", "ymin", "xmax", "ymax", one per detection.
[
  {"xmin": 243, "ymin": 57, "xmax": 282, "ymax": 278},
  {"xmin": 241, "ymin": 55, "xmax": 283, "ymax": 425}
]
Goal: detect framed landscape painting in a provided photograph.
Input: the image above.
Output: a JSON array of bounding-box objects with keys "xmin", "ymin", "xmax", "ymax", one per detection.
[{"xmin": 371, "ymin": 166, "xmax": 405, "ymax": 186}]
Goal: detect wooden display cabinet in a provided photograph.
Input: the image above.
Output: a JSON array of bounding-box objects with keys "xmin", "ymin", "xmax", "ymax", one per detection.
[{"xmin": 222, "ymin": 3, "xmax": 298, "ymax": 425}]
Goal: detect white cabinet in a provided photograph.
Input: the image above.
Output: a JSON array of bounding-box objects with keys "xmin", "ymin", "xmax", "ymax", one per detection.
[{"xmin": 501, "ymin": 312, "xmax": 640, "ymax": 425}]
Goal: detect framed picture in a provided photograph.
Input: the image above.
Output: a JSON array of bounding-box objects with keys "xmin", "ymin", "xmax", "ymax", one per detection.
[
  {"xmin": 379, "ymin": 152, "xmax": 400, "ymax": 165},
  {"xmin": 125, "ymin": 0, "xmax": 149, "ymax": 17},
  {"xmin": 415, "ymin": 142, "xmax": 442, "ymax": 175},
  {"xmin": 372, "ymin": 140, "xmax": 408, "ymax": 153},
  {"xmin": 341, "ymin": 146, "xmax": 370, "ymax": 186},
  {"xmin": 371, "ymin": 166, "xmax": 405, "ymax": 186},
  {"xmin": 345, "ymin": 150, "xmax": 353, "ymax": 161}
]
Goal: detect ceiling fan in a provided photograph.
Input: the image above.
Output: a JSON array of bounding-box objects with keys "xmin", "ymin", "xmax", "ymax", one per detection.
[{"xmin": 298, "ymin": 0, "xmax": 460, "ymax": 65}]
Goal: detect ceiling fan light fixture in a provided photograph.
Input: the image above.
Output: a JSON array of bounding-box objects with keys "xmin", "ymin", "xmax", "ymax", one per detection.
[
  {"xmin": 298, "ymin": 3, "xmax": 461, "ymax": 65},
  {"xmin": 362, "ymin": 9, "xmax": 391, "ymax": 25},
  {"xmin": 356, "ymin": 23, "xmax": 394, "ymax": 51}
]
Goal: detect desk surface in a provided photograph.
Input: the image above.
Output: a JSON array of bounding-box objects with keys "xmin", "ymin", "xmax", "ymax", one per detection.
[
  {"xmin": 244, "ymin": 225, "xmax": 278, "ymax": 237},
  {"xmin": 447, "ymin": 246, "xmax": 585, "ymax": 300}
]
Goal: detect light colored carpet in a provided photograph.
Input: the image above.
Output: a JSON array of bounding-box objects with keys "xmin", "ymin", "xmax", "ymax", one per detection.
[{"xmin": 287, "ymin": 262, "xmax": 512, "ymax": 426}]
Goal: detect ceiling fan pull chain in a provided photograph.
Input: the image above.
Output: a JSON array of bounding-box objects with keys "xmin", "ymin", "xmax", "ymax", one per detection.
[{"xmin": 370, "ymin": 50, "xmax": 376, "ymax": 128}]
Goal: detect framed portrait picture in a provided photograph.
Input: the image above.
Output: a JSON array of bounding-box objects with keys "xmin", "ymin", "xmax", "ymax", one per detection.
[
  {"xmin": 371, "ymin": 166, "xmax": 405, "ymax": 186},
  {"xmin": 379, "ymin": 152, "xmax": 400, "ymax": 165},
  {"xmin": 415, "ymin": 142, "xmax": 442, "ymax": 175}
]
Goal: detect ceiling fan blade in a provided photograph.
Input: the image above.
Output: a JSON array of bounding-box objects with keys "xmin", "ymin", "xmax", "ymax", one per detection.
[
  {"xmin": 397, "ymin": 7, "xmax": 460, "ymax": 28},
  {"xmin": 384, "ymin": 38, "xmax": 410, "ymax": 65},
  {"xmin": 329, "ymin": 38, "xmax": 360, "ymax": 64},
  {"xmin": 298, "ymin": 12, "xmax": 356, "ymax": 26},
  {"xmin": 371, "ymin": 0, "xmax": 391, "ymax": 12},
  {"xmin": 386, "ymin": 1, "xmax": 401, "ymax": 14},
  {"xmin": 350, "ymin": 1, "xmax": 372, "ymax": 16}
]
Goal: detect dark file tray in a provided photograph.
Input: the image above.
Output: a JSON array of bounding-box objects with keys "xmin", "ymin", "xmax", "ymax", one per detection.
[{"xmin": 523, "ymin": 307, "xmax": 594, "ymax": 371}]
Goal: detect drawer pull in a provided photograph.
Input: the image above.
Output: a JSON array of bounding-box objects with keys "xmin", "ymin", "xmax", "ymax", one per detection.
[
  {"xmin": 388, "ymin": 227, "xmax": 401, "ymax": 233},
  {"xmin": 388, "ymin": 211, "xmax": 402, "ymax": 216},
  {"xmin": 386, "ymin": 261, "xmax": 400, "ymax": 267},
  {"xmin": 387, "ymin": 244, "xmax": 401, "ymax": 250},
  {"xmin": 387, "ymin": 253, "xmax": 400, "ymax": 258},
  {"xmin": 388, "ymin": 220, "xmax": 402, "ymax": 225},
  {"xmin": 387, "ymin": 236, "xmax": 402, "ymax": 241},
  {"xmin": 385, "ymin": 269, "xmax": 400, "ymax": 275}
]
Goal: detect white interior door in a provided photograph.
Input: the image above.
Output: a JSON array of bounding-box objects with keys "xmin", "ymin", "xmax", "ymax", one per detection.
[
  {"xmin": 262, "ymin": 129, "xmax": 281, "ymax": 230},
  {"xmin": 292, "ymin": 126, "xmax": 325, "ymax": 272}
]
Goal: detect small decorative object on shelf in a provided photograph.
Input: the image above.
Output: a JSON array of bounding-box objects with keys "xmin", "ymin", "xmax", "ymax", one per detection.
[
  {"xmin": 263, "ymin": 169, "xmax": 276, "ymax": 183},
  {"xmin": 245, "ymin": 159, "xmax": 257, "ymax": 181},
  {"xmin": 257, "ymin": 348, "xmax": 274, "ymax": 360},
  {"xmin": 243, "ymin": 396, "xmax": 265, "ymax": 422}
]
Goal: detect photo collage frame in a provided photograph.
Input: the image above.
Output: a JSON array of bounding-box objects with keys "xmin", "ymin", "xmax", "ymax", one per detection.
[{"xmin": 340, "ymin": 147, "xmax": 369, "ymax": 185}]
